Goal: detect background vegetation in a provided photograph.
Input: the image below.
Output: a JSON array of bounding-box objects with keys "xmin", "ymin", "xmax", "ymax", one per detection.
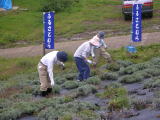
[{"xmin": 0, "ymin": 0, "xmax": 160, "ymax": 48}]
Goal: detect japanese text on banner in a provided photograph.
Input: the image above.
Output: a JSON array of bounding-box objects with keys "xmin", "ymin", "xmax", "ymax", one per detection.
[
  {"xmin": 132, "ymin": 4, "xmax": 142, "ymax": 42},
  {"xmin": 43, "ymin": 12, "xmax": 54, "ymax": 49}
]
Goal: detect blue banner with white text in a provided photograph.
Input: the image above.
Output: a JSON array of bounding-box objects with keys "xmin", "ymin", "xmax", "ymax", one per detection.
[
  {"xmin": 43, "ymin": 12, "xmax": 55, "ymax": 49},
  {"xmin": 132, "ymin": 4, "xmax": 142, "ymax": 42}
]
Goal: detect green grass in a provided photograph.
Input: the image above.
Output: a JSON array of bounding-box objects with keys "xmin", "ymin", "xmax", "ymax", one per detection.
[
  {"xmin": 0, "ymin": 0, "xmax": 160, "ymax": 48},
  {"xmin": 110, "ymin": 43, "xmax": 160, "ymax": 63},
  {"xmin": 0, "ymin": 43, "xmax": 160, "ymax": 81}
]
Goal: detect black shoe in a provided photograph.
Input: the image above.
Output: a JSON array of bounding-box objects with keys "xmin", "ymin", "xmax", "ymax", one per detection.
[
  {"xmin": 47, "ymin": 88, "xmax": 52, "ymax": 93},
  {"xmin": 40, "ymin": 91, "xmax": 48, "ymax": 97}
]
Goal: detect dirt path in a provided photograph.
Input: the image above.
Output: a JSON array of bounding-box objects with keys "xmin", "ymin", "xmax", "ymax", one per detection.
[{"xmin": 0, "ymin": 32, "xmax": 160, "ymax": 58}]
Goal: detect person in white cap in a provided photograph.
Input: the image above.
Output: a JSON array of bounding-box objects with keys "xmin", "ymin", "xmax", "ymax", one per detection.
[
  {"xmin": 90, "ymin": 31, "xmax": 112, "ymax": 64},
  {"xmin": 74, "ymin": 38, "xmax": 100, "ymax": 81}
]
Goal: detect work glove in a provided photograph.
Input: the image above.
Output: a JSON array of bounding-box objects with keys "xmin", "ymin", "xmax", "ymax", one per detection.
[
  {"xmin": 92, "ymin": 54, "xmax": 95, "ymax": 58},
  {"xmin": 60, "ymin": 62, "xmax": 65, "ymax": 70},
  {"xmin": 62, "ymin": 64, "xmax": 65, "ymax": 70},
  {"xmin": 86, "ymin": 59, "xmax": 93, "ymax": 64}
]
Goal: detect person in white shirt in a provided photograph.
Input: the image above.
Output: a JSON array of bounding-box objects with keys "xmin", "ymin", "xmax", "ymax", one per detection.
[
  {"xmin": 90, "ymin": 31, "xmax": 112, "ymax": 64},
  {"xmin": 37, "ymin": 51, "xmax": 68, "ymax": 97},
  {"xmin": 74, "ymin": 37, "xmax": 100, "ymax": 81}
]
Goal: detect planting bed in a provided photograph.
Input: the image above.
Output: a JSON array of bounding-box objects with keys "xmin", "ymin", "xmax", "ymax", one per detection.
[{"xmin": 1, "ymin": 57, "xmax": 160, "ymax": 120}]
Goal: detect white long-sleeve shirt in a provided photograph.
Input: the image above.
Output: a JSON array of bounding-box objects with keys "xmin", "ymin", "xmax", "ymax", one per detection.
[
  {"xmin": 74, "ymin": 41, "xmax": 92, "ymax": 59},
  {"xmin": 40, "ymin": 51, "xmax": 64, "ymax": 84},
  {"xmin": 91, "ymin": 38, "xmax": 108, "ymax": 57}
]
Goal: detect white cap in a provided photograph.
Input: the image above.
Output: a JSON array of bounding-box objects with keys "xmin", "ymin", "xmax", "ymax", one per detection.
[{"xmin": 89, "ymin": 35, "xmax": 100, "ymax": 47}]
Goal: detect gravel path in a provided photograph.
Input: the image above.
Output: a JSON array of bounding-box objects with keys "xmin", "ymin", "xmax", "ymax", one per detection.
[{"xmin": 0, "ymin": 32, "xmax": 160, "ymax": 58}]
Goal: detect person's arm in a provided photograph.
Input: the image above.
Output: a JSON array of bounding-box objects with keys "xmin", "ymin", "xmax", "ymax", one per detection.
[
  {"xmin": 91, "ymin": 45, "xmax": 96, "ymax": 58},
  {"xmin": 101, "ymin": 39, "xmax": 108, "ymax": 48},
  {"xmin": 47, "ymin": 62, "xmax": 54, "ymax": 86}
]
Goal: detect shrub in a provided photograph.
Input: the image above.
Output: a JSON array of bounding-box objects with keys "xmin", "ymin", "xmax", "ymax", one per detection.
[
  {"xmin": 77, "ymin": 85, "xmax": 97, "ymax": 96},
  {"xmin": 97, "ymin": 83, "xmax": 129, "ymax": 111},
  {"xmin": 150, "ymin": 57, "xmax": 160, "ymax": 65},
  {"xmin": 108, "ymin": 96, "xmax": 129, "ymax": 111},
  {"xmin": 38, "ymin": 101, "xmax": 99, "ymax": 120},
  {"xmin": 131, "ymin": 98, "xmax": 152, "ymax": 110},
  {"xmin": 52, "ymin": 85, "xmax": 61, "ymax": 94},
  {"xmin": 96, "ymin": 83, "xmax": 127, "ymax": 99},
  {"xmin": 116, "ymin": 60, "xmax": 133, "ymax": 67},
  {"xmin": 59, "ymin": 113, "xmax": 73, "ymax": 120},
  {"xmin": 31, "ymin": 80, "xmax": 40, "ymax": 85},
  {"xmin": 144, "ymin": 78, "xmax": 160, "ymax": 89},
  {"xmin": 41, "ymin": 0, "xmax": 79, "ymax": 12},
  {"xmin": 153, "ymin": 91, "xmax": 160, "ymax": 110},
  {"xmin": 118, "ymin": 63, "xmax": 150, "ymax": 76},
  {"xmin": 119, "ymin": 66, "xmax": 137, "ymax": 75},
  {"xmin": 55, "ymin": 77, "xmax": 67, "ymax": 85},
  {"xmin": 86, "ymin": 76, "xmax": 101, "ymax": 85},
  {"xmin": 64, "ymin": 73, "xmax": 77, "ymax": 80},
  {"xmin": 105, "ymin": 63, "xmax": 120, "ymax": 72},
  {"xmin": 143, "ymin": 68, "xmax": 160, "ymax": 77},
  {"xmin": 78, "ymin": 110, "xmax": 101, "ymax": 120},
  {"xmin": 119, "ymin": 73, "xmax": 143, "ymax": 84},
  {"xmin": 62, "ymin": 81, "xmax": 79, "ymax": 89},
  {"xmin": 100, "ymin": 72, "xmax": 118, "ymax": 81}
]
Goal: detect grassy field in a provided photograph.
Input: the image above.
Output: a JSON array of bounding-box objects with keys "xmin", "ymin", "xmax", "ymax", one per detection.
[{"xmin": 0, "ymin": 0, "xmax": 160, "ymax": 48}]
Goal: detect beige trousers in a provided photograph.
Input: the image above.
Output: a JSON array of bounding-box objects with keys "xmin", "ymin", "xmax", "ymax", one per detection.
[
  {"xmin": 37, "ymin": 62, "xmax": 52, "ymax": 91},
  {"xmin": 93, "ymin": 47, "xmax": 111, "ymax": 63}
]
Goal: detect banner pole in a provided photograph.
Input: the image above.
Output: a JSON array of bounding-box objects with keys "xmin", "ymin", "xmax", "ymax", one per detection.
[{"xmin": 43, "ymin": 42, "xmax": 45, "ymax": 56}]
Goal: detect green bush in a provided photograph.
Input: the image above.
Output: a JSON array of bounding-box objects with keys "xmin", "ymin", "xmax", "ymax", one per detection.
[
  {"xmin": 105, "ymin": 63, "xmax": 120, "ymax": 72},
  {"xmin": 96, "ymin": 83, "xmax": 127, "ymax": 99},
  {"xmin": 100, "ymin": 72, "xmax": 118, "ymax": 81},
  {"xmin": 55, "ymin": 77, "xmax": 67, "ymax": 85},
  {"xmin": 108, "ymin": 96, "xmax": 129, "ymax": 111},
  {"xmin": 119, "ymin": 73, "xmax": 143, "ymax": 84},
  {"xmin": 78, "ymin": 110, "xmax": 101, "ymax": 120},
  {"xmin": 119, "ymin": 66, "xmax": 137, "ymax": 75},
  {"xmin": 77, "ymin": 85, "xmax": 97, "ymax": 96},
  {"xmin": 150, "ymin": 57, "xmax": 160, "ymax": 65},
  {"xmin": 143, "ymin": 68, "xmax": 160, "ymax": 77},
  {"xmin": 86, "ymin": 76, "xmax": 101, "ymax": 85},
  {"xmin": 59, "ymin": 113, "xmax": 73, "ymax": 120},
  {"xmin": 64, "ymin": 73, "xmax": 77, "ymax": 80},
  {"xmin": 116, "ymin": 60, "xmax": 133, "ymax": 67},
  {"xmin": 62, "ymin": 81, "xmax": 79, "ymax": 89},
  {"xmin": 144, "ymin": 78, "xmax": 160, "ymax": 89},
  {"xmin": 38, "ymin": 101, "xmax": 99, "ymax": 120},
  {"xmin": 41, "ymin": 0, "xmax": 79, "ymax": 12},
  {"xmin": 153, "ymin": 91, "xmax": 160, "ymax": 110},
  {"xmin": 52, "ymin": 85, "xmax": 61, "ymax": 94},
  {"xmin": 118, "ymin": 63, "xmax": 150, "ymax": 76},
  {"xmin": 131, "ymin": 98, "xmax": 152, "ymax": 110}
]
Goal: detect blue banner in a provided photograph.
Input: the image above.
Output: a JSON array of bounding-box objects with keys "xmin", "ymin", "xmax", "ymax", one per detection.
[
  {"xmin": 43, "ymin": 12, "xmax": 55, "ymax": 49},
  {"xmin": 132, "ymin": 4, "xmax": 142, "ymax": 42}
]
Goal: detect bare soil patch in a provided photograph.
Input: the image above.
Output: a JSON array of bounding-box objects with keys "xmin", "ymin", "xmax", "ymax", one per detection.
[{"xmin": 0, "ymin": 32, "xmax": 160, "ymax": 58}]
